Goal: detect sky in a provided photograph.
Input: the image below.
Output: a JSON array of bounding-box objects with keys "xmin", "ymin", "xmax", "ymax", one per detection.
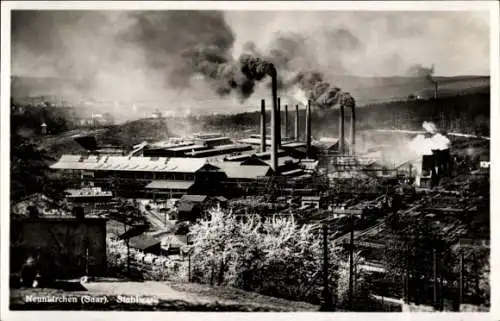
[
  {"xmin": 10, "ymin": 9, "xmax": 491, "ymax": 115},
  {"xmin": 225, "ymin": 11, "xmax": 490, "ymax": 77}
]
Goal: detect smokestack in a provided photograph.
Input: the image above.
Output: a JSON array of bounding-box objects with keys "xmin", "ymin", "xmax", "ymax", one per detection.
[
  {"xmin": 270, "ymin": 68, "xmax": 279, "ymax": 173},
  {"xmin": 306, "ymin": 100, "xmax": 312, "ymax": 156},
  {"xmin": 295, "ymin": 104, "xmax": 300, "ymax": 141},
  {"xmin": 260, "ymin": 99, "xmax": 266, "ymax": 153},
  {"xmin": 284, "ymin": 104, "xmax": 289, "ymax": 139},
  {"xmin": 277, "ymin": 97, "xmax": 282, "ymax": 147},
  {"xmin": 339, "ymin": 105, "xmax": 345, "ymax": 155},
  {"xmin": 350, "ymin": 103, "xmax": 356, "ymax": 155}
]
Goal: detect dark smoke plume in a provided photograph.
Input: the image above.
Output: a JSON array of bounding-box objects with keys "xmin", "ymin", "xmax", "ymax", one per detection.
[
  {"xmin": 11, "ymin": 10, "xmax": 237, "ymax": 102},
  {"xmin": 255, "ymin": 30, "xmax": 363, "ymax": 109}
]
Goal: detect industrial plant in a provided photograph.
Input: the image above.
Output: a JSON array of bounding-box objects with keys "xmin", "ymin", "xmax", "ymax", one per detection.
[{"xmin": 7, "ymin": 7, "xmax": 492, "ymax": 314}]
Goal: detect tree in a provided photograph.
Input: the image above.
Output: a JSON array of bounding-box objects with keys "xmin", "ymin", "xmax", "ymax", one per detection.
[{"xmin": 188, "ymin": 207, "xmax": 370, "ymax": 307}]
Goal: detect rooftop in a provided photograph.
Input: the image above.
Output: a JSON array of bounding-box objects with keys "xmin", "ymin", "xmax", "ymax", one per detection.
[
  {"xmin": 145, "ymin": 180, "xmax": 195, "ymax": 190},
  {"xmin": 179, "ymin": 194, "xmax": 209, "ymax": 203},
  {"xmin": 129, "ymin": 234, "xmax": 161, "ymax": 250},
  {"xmin": 216, "ymin": 163, "xmax": 272, "ymax": 179},
  {"xmin": 51, "ymin": 155, "xmax": 208, "ymax": 173}
]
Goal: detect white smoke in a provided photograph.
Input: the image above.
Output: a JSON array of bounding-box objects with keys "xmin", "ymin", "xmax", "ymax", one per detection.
[
  {"xmin": 409, "ymin": 121, "xmax": 450, "ymax": 155},
  {"xmin": 292, "ymin": 88, "xmax": 309, "ymax": 106},
  {"xmin": 422, "ymin": 121, "xmax": 437, "ymax": 134}
]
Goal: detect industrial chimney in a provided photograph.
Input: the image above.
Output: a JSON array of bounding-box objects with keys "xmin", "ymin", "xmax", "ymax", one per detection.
[
  {"xmin": 339, "ymin": 105, "xmax": 345, "ymax": 155},
  {"xmin": 284, "ymin": 104, "xmax": 289, "ymax": 139},
  {"xmin": 350, "ymin": 102, "xmax": 356, "ymax": 155},
  {"xmin": 269, "ymin": 67, "xmax": 279, "ymax": 172},
  {"xmin": 306, "ymin": 100, "xmax": 312, "ymax": 156},
  {"xmin": 277, "ymin": 97, "xmax": 282, "ymax": 147},
  {"xmin": 295, "ymin": 104, "xmax": 300, "ymax": 141},
  {"xmin": 260, "ymin": 99, "xmax": 266, "ymax": 153}
]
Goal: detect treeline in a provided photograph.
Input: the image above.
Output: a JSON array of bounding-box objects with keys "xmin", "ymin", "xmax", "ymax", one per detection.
[
  {"xmin": 10, "ymin": 101, "xmax": 72, "ymax": 201},
  {"xmin": 11, "ymin": 101, "xmax": 73, "ymax": 140},
  {"xmin": 198, "ymin": 92, "xmax": 490, "ymax": 137}
]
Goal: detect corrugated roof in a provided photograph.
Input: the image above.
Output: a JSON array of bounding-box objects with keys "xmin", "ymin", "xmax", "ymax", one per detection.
[
  {"xmin": 281, "ymin": 168, "xmax": 304, "ymax": 176},
  {"xmin": 167, "ymin": 144, "xmax": 206, "ymax": 152},
  {"xmin": 50, "ymin": 155, "xmax": 207, "ymax": 173},
  {"xmin": 179, "ymin": 194, "xmax": 208, "ymax": 203},
  {"xmin": 177, "ymin": 202, "xmax": 198, "ymax": 213},
  {"xmin": 216, "ymin": 163, "xmax": 271, "ymax": 179},
  {"xmin": 145, "ymin": 180, "xmax": 195, "ymax": 190},
  {"xmin": 161, "ymin": 234, "xmax": 188, "ymax": 249},
  {"xmin": 128, "ymin": 234, "xmax": 161, "ymax": 250}
]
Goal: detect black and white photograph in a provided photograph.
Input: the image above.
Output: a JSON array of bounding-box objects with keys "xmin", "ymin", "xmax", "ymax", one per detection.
[{"xmin": 1, "ymin": 1, "xmax": 498, "ymax": 318}]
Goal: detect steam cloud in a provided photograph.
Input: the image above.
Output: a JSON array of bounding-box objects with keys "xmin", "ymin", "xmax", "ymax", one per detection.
[{"xmin": 409, "ymin": 121, "xmax": 450, "ymax": 155}]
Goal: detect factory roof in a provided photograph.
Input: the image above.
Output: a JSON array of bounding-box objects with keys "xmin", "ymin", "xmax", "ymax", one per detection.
[
  {"xmin": 282, "ymin": 142, "xmax": 307, "ymax": 148},
  {"xmin": 185, "ymin": 144, "xmax": 252, "ymax": 157},
  {"xmin": 166, "ymin": 144, "xmax": 206, "ymax": 152},
  {"xmin": 241, "ymin": 155, "xmax": 298, "ymax": 167},
  {"xmin": 145, "ymin": 180, "xmax": 195, "ymax": 190},
  {"xmin": 238, "ymin": 138, "xmax": 269, "ymax": 145},
  {"xmin": 224, "ymin": 153, "xmax": 253, "ymax": 162},
  {"xmin": 281, "ymin": 168, "xmax": 304, "ymax": 176},
  {"xmin": 50, "ymin": 155, "xmax": 208, "ymax": 173},
  {"xmin": 312, "ymin": 138, "xmax": 342, "ymax": 150},
  {"xmin": 216, "ymin": 163, "xmax": 271, "ymax": 179},
  {"xmin": 302, "ymin": 196, "xmax": 321, "ymax": 201},
  {"xmin": 300, "ymin": 159, "xmax": 320, "ymax": 170}
]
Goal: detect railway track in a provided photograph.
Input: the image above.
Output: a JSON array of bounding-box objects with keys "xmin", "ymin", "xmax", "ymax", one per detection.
[{"xmin": 331, "ymin": 183, "xmax": 463, "ymax": 244}]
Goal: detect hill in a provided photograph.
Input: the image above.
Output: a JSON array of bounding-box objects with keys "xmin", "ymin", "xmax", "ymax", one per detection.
[{"xmin": 10, "ymin": 74, "xmax": 489, "ymax": 116}]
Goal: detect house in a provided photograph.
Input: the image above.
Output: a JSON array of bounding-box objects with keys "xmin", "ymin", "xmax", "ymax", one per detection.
[
  {"xmin": 128, "ymin": 234, "xmax": 162, "ymax": 255},
  {"xmin": 301, "ymin": 196, "xmax": 322, "ymax": 209},
  {"xmin": 160, "ymin": 234, "xmax": 188, "ymax": 255},
  {"xmin": 176, "ymin": 194, "xmax": 210, "ymax": 221},
  {"xmin": 214, "ymin": 196, "xmax": 228, "ymax": 208}
]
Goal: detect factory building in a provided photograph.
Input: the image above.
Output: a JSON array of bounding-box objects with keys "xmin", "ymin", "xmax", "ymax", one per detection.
[{"xmin": 50, "ymin": 154, "xmax": 279, "ymax": 198}]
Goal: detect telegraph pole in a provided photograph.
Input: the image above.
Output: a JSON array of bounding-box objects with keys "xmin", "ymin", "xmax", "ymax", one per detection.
[
  {"xmin": 321, "ymin": 223, "xmax": 333, "ymax": 311},
  {"xmin": 348, "ymin": 213, "xmax": 355, "ymax": 310},
  {"xmin": 332, "ymin": 207, "xmax": 362, "ymax": 310},
  {"xmin": 123, "ymin": 219, "xmax": 130, "ymax": 277},
  {"xmin": 433, "ymin": 248, "xmax": 438, "ymax": 309},
  {"xmin": 459, "ymin": 251, "xmax": 464, "ymax": 309},
  {"xmin": 187, "ymin": 234, "xmax": 191, "ymax": 283}
]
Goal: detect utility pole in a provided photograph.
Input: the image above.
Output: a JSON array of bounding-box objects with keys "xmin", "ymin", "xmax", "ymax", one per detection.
[
  {"xmin": 187, "ymin": 234, "xmax": 191, "ymax": 283},
  {"xmin": 459, "ymin": 251, "xmax": 464, "ymax": 310},
  {"xmin": 433, "ymin": 248, "xmax": 438, "ymax": 310},
  {"xmin": 331, "ymin": 208, "xmax": 362, "ymax": 310},
  {"xmin": 348, "ymin": 212, "xmax": 355, "ymax": 310},
  {"xmin": 321, "ymin": 223, "xmax": 333, "ymax": 311},
  {"xmin": 124, "ymin": 219, "xmax": 130, "ymax": 277}
]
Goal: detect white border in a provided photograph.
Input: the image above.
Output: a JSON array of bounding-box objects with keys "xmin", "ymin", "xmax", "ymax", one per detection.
[{"xmin": 1, "ymin": 1, "xmax": 499, "ymax": 321}]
